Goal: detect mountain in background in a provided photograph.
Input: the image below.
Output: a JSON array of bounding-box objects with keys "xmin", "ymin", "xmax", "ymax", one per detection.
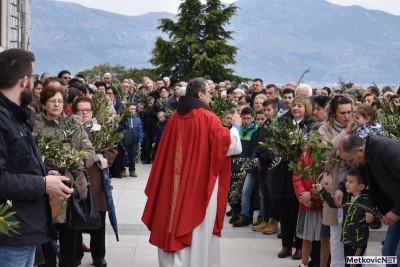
[{"xmin": 31, "ymin": 0, "xmax": 400, "ymax": 84}]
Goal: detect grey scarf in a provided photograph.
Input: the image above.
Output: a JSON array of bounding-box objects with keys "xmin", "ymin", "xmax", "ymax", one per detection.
[{"xmin": 333, "ymin": 119, "xmax": 351, "ymax": 185}]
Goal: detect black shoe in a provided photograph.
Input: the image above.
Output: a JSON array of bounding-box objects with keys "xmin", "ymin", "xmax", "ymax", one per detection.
[
  {"xmin": 252, "ymin": 216, "xmax": 263, "ymax": 226},
  {"xmin": 231, "ymin": 215, "xmax": 252, "ymax": 227},
  {"xmin": 76, "ymin": 259, "xmax": 81, "ymax": 266},
  {"xmin": 112, "ymin": 174, "xmax": 122, "ymax": 179},
  {"xmin": 229, "ymin": 213, "xmax": 240, "ymax": 224},
  {"xmin": 277, "ymin": 232, "xmax": 282, "ymax": 239},
  {"xmin": 226, "ymin": 209, "xmax": 233, "ymax": 217},
  {"xmin": 93, "ymin": 258, "xmax": 107, "ymax": 267}
]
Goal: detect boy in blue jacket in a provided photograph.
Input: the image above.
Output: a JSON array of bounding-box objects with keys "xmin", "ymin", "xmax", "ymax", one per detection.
[{"xmin": 121, "ymin": 103, "xmax": 143, "ymax": 177}]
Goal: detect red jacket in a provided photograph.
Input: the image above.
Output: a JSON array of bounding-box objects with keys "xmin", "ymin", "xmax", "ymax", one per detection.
[{"xmin": 293, "ymin": 151, "xmax": 323, "ymax": 212}]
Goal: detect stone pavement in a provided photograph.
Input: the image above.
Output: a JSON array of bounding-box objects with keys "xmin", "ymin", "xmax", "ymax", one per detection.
[{"xmin": 78, "ymin": 163, "xmax": 386, "ymax": 267}]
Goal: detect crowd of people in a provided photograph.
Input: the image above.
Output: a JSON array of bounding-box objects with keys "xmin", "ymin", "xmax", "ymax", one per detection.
[{"xmin": 0, "ymin": 47, "xmax": 399, "ymax": 267}]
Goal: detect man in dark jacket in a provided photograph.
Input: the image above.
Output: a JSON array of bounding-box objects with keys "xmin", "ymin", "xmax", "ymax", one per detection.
[
  {"xmin": 337, "ymin": 134, "xmax": 400, "ymax": 262},
  {"xmin": 0, "ymin": 49, "xmax": 73, "ymax": 266}
]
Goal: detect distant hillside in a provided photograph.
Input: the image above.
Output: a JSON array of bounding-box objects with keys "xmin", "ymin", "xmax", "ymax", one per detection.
[{"xmin": 31, "ymin": 0, "xmax": 400, "ymax": 84}]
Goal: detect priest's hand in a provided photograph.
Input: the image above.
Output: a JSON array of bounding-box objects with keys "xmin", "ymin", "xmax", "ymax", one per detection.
[{"xmin": 232, "ymin": 114, "xmax": 242, "ymax": 126}]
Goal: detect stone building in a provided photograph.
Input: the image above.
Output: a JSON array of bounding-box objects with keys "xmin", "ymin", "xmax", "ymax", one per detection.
[{"xmin": 0, "ymin": 0, "xmax": 31, "ymax": 52}]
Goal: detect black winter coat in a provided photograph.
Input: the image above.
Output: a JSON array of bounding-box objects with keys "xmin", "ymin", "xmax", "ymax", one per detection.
[
  {"xmin": 0, "ymin": 95, "xmax": 56, "ymax": 246},
  {"xmin": 337, "ymin": 136, "xmax": 400, "ymax": 216}
]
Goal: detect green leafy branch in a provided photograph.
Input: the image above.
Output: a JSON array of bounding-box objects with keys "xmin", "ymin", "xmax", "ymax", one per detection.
[
  {"xmin": 0, "ymin": 201, "xmax": 20, "ymax": 236},
  {"xmin": 259, "ymin": 116, "xmax": 307, "ymax": 167},
  {"xmin": 378, "ymin": 102, "xmax": 400, "ymax": 142}
]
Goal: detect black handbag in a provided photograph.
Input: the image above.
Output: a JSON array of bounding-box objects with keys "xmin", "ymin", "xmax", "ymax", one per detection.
[
  {"xmin": 122, "ymin": 127, "xmax": 135, "ymax": 147},
  {"xmin": 66, "ymin": 184, "xmax": 102, "ymax": 230}
]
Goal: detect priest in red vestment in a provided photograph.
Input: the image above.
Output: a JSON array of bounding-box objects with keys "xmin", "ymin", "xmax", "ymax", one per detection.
[{"xmin": 142, "ymin": 78, "xmax": 242, "ymax": 266}]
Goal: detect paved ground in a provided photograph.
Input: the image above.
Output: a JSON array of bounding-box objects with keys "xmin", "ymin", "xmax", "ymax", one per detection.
[{"xmin": 78, "ymin": 163, "xmax": 386, "ymax": 267}]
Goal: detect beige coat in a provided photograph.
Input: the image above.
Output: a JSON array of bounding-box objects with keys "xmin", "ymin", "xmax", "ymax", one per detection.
[
  {"xmin": 34, "ymin": 112, "xmax": 96, "ymax": 224},
  {"xmin": 318, "ymin": 123, "xmax": 356, "ymax": 226}
]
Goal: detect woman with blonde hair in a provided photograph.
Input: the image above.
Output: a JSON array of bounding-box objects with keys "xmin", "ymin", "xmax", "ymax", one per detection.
[{"xmin": 270, "ymin": 96, "xmax": 316, "ymax": 260}]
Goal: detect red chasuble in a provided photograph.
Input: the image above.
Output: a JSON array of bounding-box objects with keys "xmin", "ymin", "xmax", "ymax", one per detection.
[{"xmin": 142, "ymin": 107, "xmax": 232, "ymax": 252}]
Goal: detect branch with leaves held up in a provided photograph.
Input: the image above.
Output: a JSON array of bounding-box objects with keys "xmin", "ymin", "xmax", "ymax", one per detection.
[{"xmin": 259, "ymin": 116, "xmax": 307, "ymax": 168}]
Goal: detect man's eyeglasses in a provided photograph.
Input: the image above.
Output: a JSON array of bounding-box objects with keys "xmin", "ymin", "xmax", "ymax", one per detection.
[
  {"xmin": 205, "ymin": 90, "xmax": 212, "ymax": 94},
  {"xmin": 47, "ymin": 99, "xmax": 64, "ymax": 104},
  {"xmin": 106, "ymin": 92, "xmax": 113, "ymax": 95},
  {"xmin": 27, "ymin": 74, "xmax": 39, "ymax": 82},
  {"xmin": 76, "ymin": 109, "xmax": 92, "ymax": 113}
]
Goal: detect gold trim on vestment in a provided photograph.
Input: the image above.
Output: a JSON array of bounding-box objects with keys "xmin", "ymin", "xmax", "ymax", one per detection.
[{"xmin": 169, "ymin": 135, "xmax": 182, "ymax": 233}]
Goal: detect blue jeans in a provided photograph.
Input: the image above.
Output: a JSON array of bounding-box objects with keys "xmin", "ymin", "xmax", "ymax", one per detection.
[
  {"xmin": 241, "ymin": 172, "xmax": 264, "ymax": 217},
  {"xmin": 0, "ymin": 246, "xmax": 36, "ymax": 267},
  {"xmin": 122, "ymin": 143, "xmax": 138, "ymax": 172},
  {"xmin": 382, "ymin": 219, "xmax": 400, "ymax": 267}
]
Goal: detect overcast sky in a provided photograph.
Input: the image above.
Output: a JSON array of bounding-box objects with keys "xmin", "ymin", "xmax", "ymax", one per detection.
[{"xmin": 58, "ymin": 0, "xmax": 400, "ymax": 16}]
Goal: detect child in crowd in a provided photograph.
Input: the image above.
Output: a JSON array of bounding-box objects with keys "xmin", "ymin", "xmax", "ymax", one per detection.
[
  {"xmin": 353, "ymin": 104, "xmax": 384, "ymax": 138},
  {"xmin": 229, "ymin": 107, "xmax": 258, "ymax": 225},
  {"xmin": 142, "ymin": 96, "xmax": 155, "ymax": 164},
  {"xmin": 252, "ymin": 99, "xmax": 280, "ymax": 234},
  {"xmin": 137, "ymin": 102, "xmax": 146, "ymax": 161},
  {"xmin": 121, "ymin": 103, "xmax": 143, "ymax": 177},
  {"xmin": 152, "ymin": 111, "xmax": 166, "ymax": 158},
  {"xmin": 293, "ymin": 123, "xmax": 330, "ymax": 267},
  {"xmin": 315, "ymin": 166, "xmax": 381, "ymax": 267},
  {"xmin": 223, "ymin": 109, "xmax": 235, "ymax": 128}
]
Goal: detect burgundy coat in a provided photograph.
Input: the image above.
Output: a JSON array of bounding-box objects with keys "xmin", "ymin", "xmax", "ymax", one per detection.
[{"xmin": 88, "ymin": 148, "xmax": 118, "ymax": 212}]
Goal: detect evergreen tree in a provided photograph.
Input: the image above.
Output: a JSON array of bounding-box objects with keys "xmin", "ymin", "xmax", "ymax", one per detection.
[{"xmin": 149, "ymin": 0, "xmax": 247, "ymax": 84}]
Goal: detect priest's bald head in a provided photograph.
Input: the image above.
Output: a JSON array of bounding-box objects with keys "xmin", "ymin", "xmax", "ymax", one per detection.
[
  {"xmin": 338, "ymin": 134, "xmax": 367, "ymax": 165},
  {"xmin": 186, "ymin": 78, "xmax": 212, "ymax": 106}
]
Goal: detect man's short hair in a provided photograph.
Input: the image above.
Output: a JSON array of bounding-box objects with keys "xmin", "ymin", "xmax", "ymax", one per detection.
[
  {"xmin": 262, "ymin": 99, "xmax": 277, "ymax": 109},
  {"xmin": 156, "ymin": 77, "xmax": 166, "ymax": 85},
  {"xmin": 295, "ymin": 84, "xmax": 312, "ymax": 96},
  {"xmin": 266, "ymin": 84, "xmax": 279, "ymax": 94},
  {"xmin": 57, "ymin": 70, "xmax": 71, "ymax": 78},
  {"xmin": 237, "ymin": 101, "xmax": 247, "ymax": 106},
  {"xmin": 94, "ymin": 82, "xmax": 107, "ymax": 89},
  {"xmin": 255, "ymin": 110, "xmax": 264, "ymax": 116},
  {"xmin": 347, "ymin": 165, "xmax": 367, "ymax": 186},
  {"xmin": 76, "ymin": 73, "xmax": 85, "ymax": 79},
  {"xmin": 367, "ymin": 86, "xmax": 380, "ymax": 97},
  {"xmin": 341, "ymin": 134, "xmax": 366, "ymax": 153},
  {"xmin": 382, "ymin": 86, "xmax": 393, "ymax": 94},
  {"xmin": 43, "ymin": 77, "xmax": 60, "ymax": 88},
  {"xmin": 69, "ymin": 82, "xmax": 87, "ymax": 95},
  {"xmin": 238, "ymin": 84, "xmax": 249, "ymax": 91},
  {"xmin": 226, "ymin": 87, "xmax": 235, "ymax": 95},
  {"xmin": 240, "ymin": 107, "xmax": 254, "ymax": 117},
  {"xmin": 233, "ymin": 88, "xmax": 245, "ymax": 95},
  {"xmin": 186, "ymin": 78, "xmax": 207, "ymax": 98},
  {"xmin": 147, "ymin": 96, "xmax": 154, "ymax": 102},
  {"xmin": 253, "ymin": 78, "xmax": 263, "ymax": 85},
  {"xmin": 346, "ymin": 88, "xmax": 363, "ymax": 102},
  {"xmin": 0, "ymin": 48, "xmax": 35, "ymax": 89},
  {"xmin": 282, "ymin": 88, "xmax": 295, "ymax": 98},
  {"xmin": 224, "ymin": 109, "xmax": 235, "ymax": 117}
]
